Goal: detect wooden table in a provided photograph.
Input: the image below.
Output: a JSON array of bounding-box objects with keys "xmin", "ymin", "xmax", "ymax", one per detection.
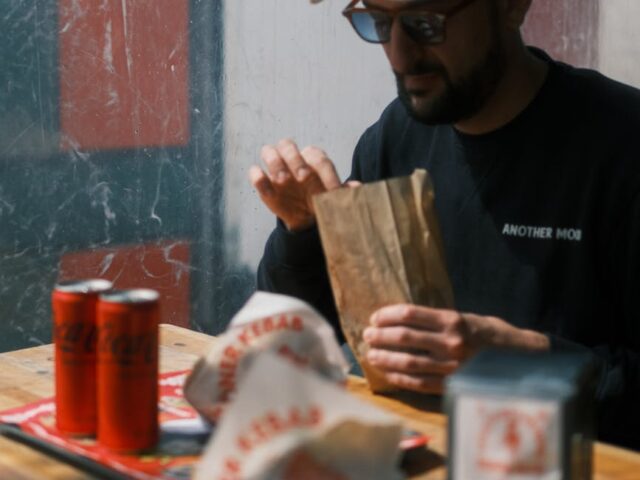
[{"xmin": 0, "ymin": 324, "xmax": 639, "ymax": 479}]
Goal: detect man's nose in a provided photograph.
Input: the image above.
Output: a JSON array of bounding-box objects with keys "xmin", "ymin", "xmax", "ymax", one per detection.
[{"xmin": 384, "ymin": 19, "xmax": 424, "ymax": 74}]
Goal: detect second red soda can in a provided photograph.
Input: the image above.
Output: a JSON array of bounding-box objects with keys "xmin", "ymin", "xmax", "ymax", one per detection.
[{"xmin": 97, "ymin": 289, "xmax": 160, "ymax": 452}]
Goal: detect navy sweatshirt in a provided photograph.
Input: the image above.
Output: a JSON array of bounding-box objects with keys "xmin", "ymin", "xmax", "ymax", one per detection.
[{"xmin": 257, "ymin": 51, "xmax": 640, "ymax": 450}]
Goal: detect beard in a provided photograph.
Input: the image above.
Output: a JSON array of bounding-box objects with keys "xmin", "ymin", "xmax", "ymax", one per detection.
[{"xmin": 395, "ymin": 11, "xmax": 506, "ymax": 125}]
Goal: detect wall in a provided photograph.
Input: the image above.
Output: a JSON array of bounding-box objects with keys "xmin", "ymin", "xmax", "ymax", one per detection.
[
  {"xmin": 0, "ymin": 1, "xmax": 237, "ymax": 351},
  {"xmin": 523, "ymin": 0, "xmax": 599, "ymax": 67},
  {"xmin": 1, "ymin": 0, "xmax": 639, "ymax": 351},
  {"xmin": 226, "ymin": 0, "xmax": 640, "ymax": 270},
  {"xmin": 599, "ymin": 0, "xmax": 640, "ymax": 87},
  {"xmin": 523, "ymin": 0, "xmax": 640, "ymax": 88},
  {"xmin": 223, "ymin": 0, "xmax": 395, "ymax": 268}
]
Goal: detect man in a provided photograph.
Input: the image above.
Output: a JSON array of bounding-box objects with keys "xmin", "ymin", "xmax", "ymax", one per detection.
[{"xmin": 250, "ymin": 0, "xmax": 640, "ymax": 450}]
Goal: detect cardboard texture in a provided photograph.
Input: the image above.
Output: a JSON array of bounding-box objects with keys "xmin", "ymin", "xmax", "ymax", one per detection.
[{"xmin": 314, "ymin": 169, "xmax": 454, "ymax": 392}]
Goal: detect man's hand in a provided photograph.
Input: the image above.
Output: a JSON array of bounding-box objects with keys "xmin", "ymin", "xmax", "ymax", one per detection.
[
  {"xmin": 363, "ymin": 304, "xmax": 550, "ymax": 394},
  {"xmin": 249, "ymin": 139, "xmax": 342, "ymax": 231}
]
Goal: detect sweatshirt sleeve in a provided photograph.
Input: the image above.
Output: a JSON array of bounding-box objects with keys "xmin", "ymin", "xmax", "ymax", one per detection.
[
  {"xmin": 255, "ymin": 128, "xmax": 379, "ymax": 342},
  {"xmin": 256, "ymin": 219, "xmax": 343, "ymax": 342},
  {"xmin": 547, "ymin": 190, "xmax": 640, "ymax": 450}
]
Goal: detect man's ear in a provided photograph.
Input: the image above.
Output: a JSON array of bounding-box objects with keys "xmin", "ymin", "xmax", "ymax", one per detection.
[{"xmin": 504, "ymin": 0, "xmax": 533, "ymax": 29}]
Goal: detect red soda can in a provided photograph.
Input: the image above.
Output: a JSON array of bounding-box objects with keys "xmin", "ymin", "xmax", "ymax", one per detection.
[
  {"xmin": 97, "ymin": 289, "xmax": 160, "ymax": 452},
  {"xmin": 53, "ymin": 279, "xmax": 113, "ymax": 436}
]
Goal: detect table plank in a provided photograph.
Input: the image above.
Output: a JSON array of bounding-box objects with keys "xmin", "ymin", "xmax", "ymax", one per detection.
[
  {"xmin": 0, "ymin": 436, "xmax": 90, "ymax": 480},
  {"xmin": 0, "ymin": 324, "xmax": 639, "ymax": 479},
  {"xmin": 348, "ymin": 377, "xmax": 447, "ymax": 479},
  {"xmin": 145, "ymin": 326, "xmax": 640, "ymax": 480},
  {"xmin": 594, "ymin": 443, "xmax": 640, "ymax": 480}
]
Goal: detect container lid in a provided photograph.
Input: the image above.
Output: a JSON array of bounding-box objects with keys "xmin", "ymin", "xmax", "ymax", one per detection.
[
  {"xmin": 446, "ymin": 349, "xmax": 598, "ymax": 399},
  {"xmin": 55, "ymin": 279, "xmax": 113, "ymax": 294},
  {"xmin": 99, "ymin": 289, "xmax": 160, "ymax": 304}
]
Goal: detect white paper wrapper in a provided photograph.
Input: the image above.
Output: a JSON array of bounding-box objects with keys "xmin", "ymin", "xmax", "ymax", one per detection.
[
  {"xmin": 194, "ymin": 352, "xmax": 403, "ymax": 480},
  {"xmin": 184, "ymin": 292, "xmax": 349, "ymax": 422}
]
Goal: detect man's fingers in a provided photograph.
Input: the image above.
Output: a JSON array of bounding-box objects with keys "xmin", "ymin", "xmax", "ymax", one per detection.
[
  {"xmin": 380, "ymin": 372, "xmax": 444, "ymax": 394},
  {"xmin": 277, "ymin": 139, "xmax": 312, "ymax": 182},
  {"xmin": 363, "ymin": 325, "xmax": 464, "ymax": 359},
  {"xmin": 301, "ymin": 146, "xmax": 342, "ymax": 190},
  {"xmin": 261, "ymin": 141, "xmax": 342, "ymax": 192},
  {"xmin": 248, "ymin": 165, "xmax": 274, "ymax": 198},
  {"xmin": 367, "ymin": 348, "xmax": 459, "ymax": 375},
  {"xmin": 255, "ymin": 140, "xmax": 342, "ymax": 229},
  {"xmin": 261, "ymin": 144, "xmax": 291, "ymax": 185},
  {"xmin": 363, "ymin": 325, "xmax": 446, "ymax": 354},
  {"xmin": 371, "ymin": 304, "xmax": 451, "ymax": 331}
]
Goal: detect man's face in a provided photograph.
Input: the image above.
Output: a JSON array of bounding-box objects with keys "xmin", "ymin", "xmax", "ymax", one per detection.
[{"xmin": 364, "ymin": 0, "xmax": 508, "ymax": 125}]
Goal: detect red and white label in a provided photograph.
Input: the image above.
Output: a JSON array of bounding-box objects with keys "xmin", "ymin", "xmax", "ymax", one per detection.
[{"xmin": 454, "ymin": 395, "xmax": 561, "ymax": 480}]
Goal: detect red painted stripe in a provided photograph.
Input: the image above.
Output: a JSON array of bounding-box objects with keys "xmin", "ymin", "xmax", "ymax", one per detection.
[
  {"xmin": 522, "ymin": 0, "xmax": 599, "ymax": 68},
  {"xmin": 59, "ymin": 241, "xmax": 191, "ymax": 329},
  {"xmin": 58, "ymin": 0, "xmax": 190, "ymax": 150}
]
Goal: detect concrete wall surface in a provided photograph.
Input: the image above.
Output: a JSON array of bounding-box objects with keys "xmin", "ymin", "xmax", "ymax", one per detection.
[
  {"xmin": 225, "ymin": 0, "xmax": 640, "ymax": 268},
  {"xmin": 224, "ymin": 0, "xmax": 395, "ymax": 268},
  {"xmin": 598, "ymin": 0, "xmax": 640, "ymax": 87}
]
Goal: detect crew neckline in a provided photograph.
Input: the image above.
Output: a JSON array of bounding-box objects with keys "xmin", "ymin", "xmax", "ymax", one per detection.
[{"xmin": 452, "ymin": 47, "xmax": 558, "ymax": 148}]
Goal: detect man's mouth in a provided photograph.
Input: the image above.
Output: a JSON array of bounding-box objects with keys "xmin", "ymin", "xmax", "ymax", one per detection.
[{"xmin": 402, "ymin": 72, "xmax": 441, "ymax": 94}]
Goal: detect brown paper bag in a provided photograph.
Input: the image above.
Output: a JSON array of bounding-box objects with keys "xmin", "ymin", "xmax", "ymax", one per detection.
[{"xmin": 313, "ymin": 169, "xmax": 454, "ymax": 392}]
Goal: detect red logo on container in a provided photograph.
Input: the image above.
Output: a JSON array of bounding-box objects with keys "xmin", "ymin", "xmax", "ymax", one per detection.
[{"xmin": 476, "ymin": 407, "xmax": 550, "ymax": 475}]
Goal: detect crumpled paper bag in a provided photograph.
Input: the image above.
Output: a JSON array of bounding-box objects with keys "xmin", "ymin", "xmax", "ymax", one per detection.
[
  {"xmin": 184, "ymin": 291, "xmax": 349, "ymax": 422},
  {"xmin": 194, "ymin": 352, "xmax": 403, "ymax": 480},
  {"xmin": 313, "ymin": 169, "xmax": 454, "ymax": 392}
]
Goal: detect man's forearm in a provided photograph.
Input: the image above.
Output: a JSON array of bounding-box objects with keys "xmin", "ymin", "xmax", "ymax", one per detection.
[{"xmin": 256, "ymin": 223, "xmax": 343, "ymax": 341}]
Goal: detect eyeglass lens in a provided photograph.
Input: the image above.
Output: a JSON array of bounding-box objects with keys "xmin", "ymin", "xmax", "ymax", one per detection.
[{"xmin": 349, "ymin": 11, "xmax": 445, "ymax": 45}]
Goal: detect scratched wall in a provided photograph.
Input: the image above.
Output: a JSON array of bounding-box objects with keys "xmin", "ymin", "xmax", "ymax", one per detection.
[
  {"xmin": 224, "ymin": 0, "xmax": 396, "ymax": 269},
  {"xmin": 523, "ymin": 0, "xmax": 599, "ymax": 67},
  {"xmin": 230, "ymin": 0, "xmax": 640, "ymax": 270},
  {"xmin": 0, "ymin": 0, "xmax": 252, "ymax": 352},
  {"xmin": 1, "ymin": 1, "xmax": 640, "ymax": 352},
  {"xmin": 598, "ymin": 0, "xmax": 640, "ymax": 88},
  {"xmin": 523, "ymin": 0, "xmax": 640, "ymax": 86}
]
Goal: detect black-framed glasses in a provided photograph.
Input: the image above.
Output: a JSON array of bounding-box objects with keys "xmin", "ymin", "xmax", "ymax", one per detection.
[{"xmin": 342, "ymin": 0, "xmax": 480, "ymax": 45}]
